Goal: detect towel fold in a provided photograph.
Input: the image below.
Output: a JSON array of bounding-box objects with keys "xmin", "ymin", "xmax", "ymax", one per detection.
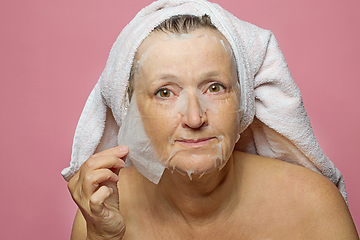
[{"xmin": 61, "ymin": 0, "xmax": 346, "ymax": 203}]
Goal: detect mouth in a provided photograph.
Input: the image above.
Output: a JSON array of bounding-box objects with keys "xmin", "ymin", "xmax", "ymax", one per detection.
[{"xmin": 175, "ymin": 137, "xmax": 216, "ymax": 148}]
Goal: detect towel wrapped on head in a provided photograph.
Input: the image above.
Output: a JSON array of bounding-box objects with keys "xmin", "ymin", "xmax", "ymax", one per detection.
[{"xmin": 61, "ymin": 0, "xmax": 347, "ymax": 203}]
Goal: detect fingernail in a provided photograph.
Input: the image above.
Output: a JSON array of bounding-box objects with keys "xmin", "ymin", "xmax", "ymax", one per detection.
[
  {"xmin": 118, "ymin": 145, "xmax": 128, "ymax": 152},
  {"xmin": 119, "ymin": 159, "xmax": 125, "ymax": 167}
]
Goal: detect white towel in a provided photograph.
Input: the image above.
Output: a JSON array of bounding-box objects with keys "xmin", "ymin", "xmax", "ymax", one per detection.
[{"xmin": 61, "ymin": 0, "xmax": 347, "ymax": 202}]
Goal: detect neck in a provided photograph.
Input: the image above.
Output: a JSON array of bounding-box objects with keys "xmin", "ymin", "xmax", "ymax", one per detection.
[{"xmin": 143, "ymin": 154, "xmax": 240, "ymax": 224}]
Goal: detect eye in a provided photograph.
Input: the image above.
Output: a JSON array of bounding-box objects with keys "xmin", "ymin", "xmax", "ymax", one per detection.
[
  {"xmin": 207, "ymin": 83, "xmax": 225, "ymax": 93},
  {"xmin": 155, "ymin": 88, "xmax": 174, "ymax": 98}
]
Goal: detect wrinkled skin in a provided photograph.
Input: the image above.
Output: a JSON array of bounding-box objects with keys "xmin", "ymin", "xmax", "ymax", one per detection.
[
  {"xmin": 68, "ymin": 146, "xmax": 128, "ymax": 240},
  {"xmin": 134, "ymin": 29, "xmax": 241, "ymax": 177}
]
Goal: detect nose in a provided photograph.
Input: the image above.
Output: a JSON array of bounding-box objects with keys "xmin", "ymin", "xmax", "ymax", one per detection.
[{"xmin": 181, "ymin": 93, "xmax": 208, "ymax": 129}]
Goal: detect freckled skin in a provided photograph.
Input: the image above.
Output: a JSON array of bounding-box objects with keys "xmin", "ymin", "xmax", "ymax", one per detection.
[{"xmin": 133, "ymin": 29, "xmax": 241, "ymax": 176}]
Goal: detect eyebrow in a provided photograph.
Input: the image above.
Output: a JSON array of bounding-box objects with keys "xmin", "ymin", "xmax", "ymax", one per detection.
[
  {"xmin": 157, "ymin": 74, "xmax": 178, "ymax": 80},
  {"xmin": 147, "ymin": 74, "xmax": 179, "ymax": 87},
  {"xmin": 156, "ymin": 71, "xmax": 224, "ymax": 80},
  {"xmin": 201, "ymin": 71, "xmax": 223, "ymax": 79}
]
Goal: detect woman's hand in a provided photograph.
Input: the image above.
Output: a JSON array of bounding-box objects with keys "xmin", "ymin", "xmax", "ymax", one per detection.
[{"xmin": 68, "ymin": 146, "xmax": 128, "ymax": 240}]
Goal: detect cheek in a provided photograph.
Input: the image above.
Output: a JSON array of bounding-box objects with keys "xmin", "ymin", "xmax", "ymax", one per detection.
[
  {"xmin": 210, "ymin": 111, "xmax": 240, "ymax": 140},
  {"xmin": 142, "ymin": 116, "xmax": 180, "ymax": 161},
  {"xmin": 212, "ymin": 95, "xmax": 241, "ymax": 129},
  {"xmin": 209, "ymin": 97, "xmax": 241, "ymax": 147},
  {"xmin": 141, "ymin": 117, "xmax": 177, "ymax": 140},
  {"xmin": 137, "ymin": 97, "xmax": 180, "ymax": 156}
]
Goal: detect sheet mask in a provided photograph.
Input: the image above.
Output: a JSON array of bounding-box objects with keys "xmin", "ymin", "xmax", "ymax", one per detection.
[
  {"xmin": 162, "ymin": 89, "xmax": 220, "ymax": 179},
  {"xmin": 118, "ymin": 33, "xmax": 243, "ymax": 184},
  {"xmin": 168, "ymin": 88, "xmax": 218, "ymax": 117},
  {"xmin": 162, "ymin": 34, "xmax": 236, "ymax": 63},
  {"xmin": 118, "ymin": 96, "xmax": 166, "ymax": 184},
  {"xmin": 132, "ymin": 33, "xmax": 236, "ymax": 78},
  {"xmin": 119, "ymin": 86, "xmax": 242, "ymax": 184}
]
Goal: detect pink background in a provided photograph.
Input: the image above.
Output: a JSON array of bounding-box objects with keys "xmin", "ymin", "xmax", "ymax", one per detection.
[{"xmin": 0, "ymin": 0, "xmax": 359, "ymax": 239}]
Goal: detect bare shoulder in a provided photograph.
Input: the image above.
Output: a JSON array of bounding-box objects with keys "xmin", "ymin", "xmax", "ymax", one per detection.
[
  {"xmin": 234, "ymin": 150, "xmax": 341, "ymax": 199},
  {"xmin": 233, "ymin": 151, "xmax": 359, "ymax": 239}
]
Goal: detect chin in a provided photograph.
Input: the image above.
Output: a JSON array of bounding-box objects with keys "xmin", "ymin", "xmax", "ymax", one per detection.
[{"xmin": 163, "ymin": 149, "xmax": 228, "ymax": 180}]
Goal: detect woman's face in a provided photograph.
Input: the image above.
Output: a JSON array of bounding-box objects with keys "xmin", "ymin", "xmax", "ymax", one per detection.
[{"xmin": 133, "ymin": 28, "xmax": 241, "ymax": 177}]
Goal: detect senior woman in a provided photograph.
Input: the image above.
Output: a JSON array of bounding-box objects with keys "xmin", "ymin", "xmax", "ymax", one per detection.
[{"xmin": 63, "ymin": 0, "xmax": 358, "ymax": 239}]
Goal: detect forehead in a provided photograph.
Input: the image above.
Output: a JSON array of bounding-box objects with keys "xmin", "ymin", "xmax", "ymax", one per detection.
[
  {"xmin": 135, "ymin": 28, "xmax": 233, "ymax": 64},
  {"xmin": 133, "ymin": 29, "xmax": 236, "ymax": 86}
]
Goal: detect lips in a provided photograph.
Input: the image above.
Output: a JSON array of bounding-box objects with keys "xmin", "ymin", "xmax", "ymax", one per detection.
[{"xmin": 175, "ymin": 137, "xmax": 216, "ymax": 147}]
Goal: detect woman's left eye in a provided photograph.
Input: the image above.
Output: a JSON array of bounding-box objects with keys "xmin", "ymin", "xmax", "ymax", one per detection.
[{"xmin": 207, "ymin": 83, "xmax": 225, "ymax": 93}]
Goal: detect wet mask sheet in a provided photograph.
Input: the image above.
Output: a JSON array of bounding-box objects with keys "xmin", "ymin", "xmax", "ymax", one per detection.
[
  {"xmin": 117, "ymin": 96, "xmax": 166, "ymax": 183},
  {"xmin": 118, "ymin": 33, "xmax": 243, "ymax": 184}
]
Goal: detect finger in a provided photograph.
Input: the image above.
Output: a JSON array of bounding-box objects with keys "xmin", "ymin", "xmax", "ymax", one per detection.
[
  {"xmin": 84, "ymin": 147, "xmax": 128, "ymax": 171},
  {"xmin": 79, "ymin": 158, "xmax": 123, "ymax": 188},
  {"xmin": 84, "ymin": 155, "xmax": 125, "ymax": 171},
  {"xmin": 68, "ymin": 170, "xmax": 80, "ymax": 193},
  {"xmin": 69, "ymin": 146, "xmax": 128, "ymax": 205},
  {"xmin": 95, "ymin": 146, "xmax": 129, "ymax": 161},
  {"xmin": 82, "ymin": 169, "xmax": 119, "ymax": 196},
  {"xmin": 100, "ymin": 180, "xmax": 120, "ymax": 207},
  {"xmin": 89, "ymin": 185, "xmax": 114, "ymax": 217}
]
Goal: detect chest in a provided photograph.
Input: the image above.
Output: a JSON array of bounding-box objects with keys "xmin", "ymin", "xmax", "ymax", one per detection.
[
  {"xmin": 119, "ymin": 205, "xmax": 308, "ymax": 240},
  {"xmin": 117, "ymin": 164, "xmax": 311, "ymax": 239}
]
